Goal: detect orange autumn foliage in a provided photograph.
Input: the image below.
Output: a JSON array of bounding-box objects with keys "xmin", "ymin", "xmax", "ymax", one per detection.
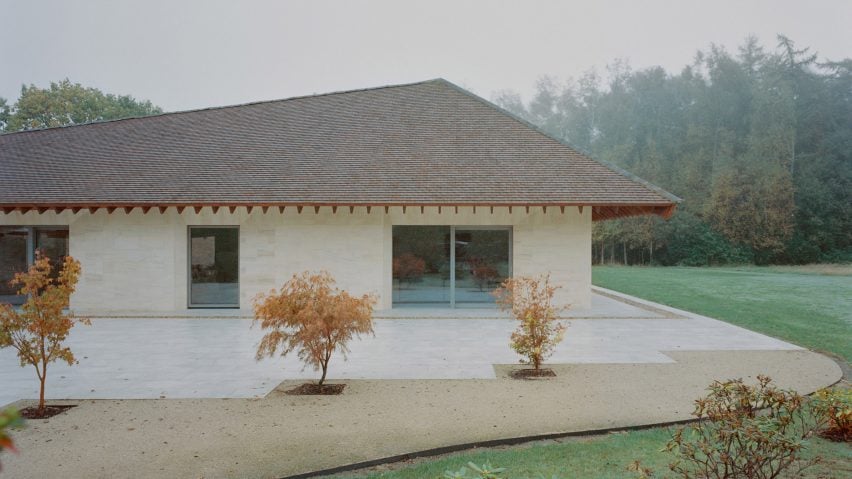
[
  {"xmin": 253, "ymin": 271, "xmax": 376, "ymax": 386},
  {"xmin": 0, "ymin": 253, "xmax": 89, "ymax": 414},
  {"xmin": 493, "ymin": 274, "xmax": 566, "ymax": 371},
  {"xmin": 392, "ymin": 253, "xmax": 426, "ymax": 287}
]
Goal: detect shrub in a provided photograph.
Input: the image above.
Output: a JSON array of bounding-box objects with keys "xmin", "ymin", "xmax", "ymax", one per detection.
[
  {"xmin": 253, "ymin": 271, "xmax": 376, "ymax": 386},
  {"xmin": 393, "ymin": 253, "xmax": 426, "ymax": 288},
  {"xmin": 634, "ymin": 375, "xmax": 821, "ymax": 479},
  {"xmin": 810, "ymin": 387, "xmax": 852, "ymax": 442},
  {"xmin": 0, "ymin": 408, "xmax": 23, "ymax": 472},
  {"xmin": 0, "ymin": 253, "xmax": 89, "ymax": 416},
  {"xmin": 493, "ymin": 274, "xmax": 566, "ymax": 371},
  {"xmin": 469, "ymin": 258, "xmax": 500, "ymax": 291}
]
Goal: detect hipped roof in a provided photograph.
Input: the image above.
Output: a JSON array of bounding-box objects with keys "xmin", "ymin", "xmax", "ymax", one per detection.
[{"xmin": 0, "ymin": 79, "xmax": 679, "ymax": 220}]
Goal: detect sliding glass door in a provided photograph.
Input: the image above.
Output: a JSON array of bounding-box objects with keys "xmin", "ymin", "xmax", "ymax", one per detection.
[
  {"xmin": 0, "ymin": 226, "xmax": 69, "ymax": 305},
  {"xmin": 454, "ymin": 228, "xmax": 511, "ymax": 306},
  {"xmin": 188, "ymin": 227, "xmax": 239, "ymax": 308},
  {"xmin": 392, "ymin": 226, "xmax": 511, "ymax": 308},
  {"xmin": 392, "ymin": 226, "xmax": 451, "ymax": 305}
]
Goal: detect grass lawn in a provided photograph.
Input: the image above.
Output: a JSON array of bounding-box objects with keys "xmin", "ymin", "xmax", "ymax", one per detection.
[
  {"xmin": 593, "ymin": 265, "xmax": 852, "ymax": 363},
  {"xmin": 339, "ymin": 265, "xmax": 851, "ymax": 479},
  {"xmin": 342, "ymin": 428, "xmax": 851, "ymax": 478}
]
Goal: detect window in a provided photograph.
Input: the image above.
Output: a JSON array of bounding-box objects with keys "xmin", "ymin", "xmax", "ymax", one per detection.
[
  {"xmin": 0, "ymin": 226, "xmax": 70, "ymax": 305},
  {"xmin": 188, "ymin": 226, "xmax": 239, "ymax": 308},
  {"xmin": 392, "ymin": 226, "xmax": 511, "ymax": 308}
]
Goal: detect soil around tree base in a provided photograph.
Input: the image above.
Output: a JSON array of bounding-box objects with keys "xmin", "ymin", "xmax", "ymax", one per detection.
[
  {"xmin": 285, "ymin": 383, "xmax": 346, "ymax": 395},
  {"xmin": 510, "ymin": 368, "xmax": 557, "ymax": 379},
  {"xmin": 818, "ymin": 428, "xmax": 851, "ymax": 442},
  {"xmin": 20, "ymin": 405, "xmax": 76, "ymax": 419}
]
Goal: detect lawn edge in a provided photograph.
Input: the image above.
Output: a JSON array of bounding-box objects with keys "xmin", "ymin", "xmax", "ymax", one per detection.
[
  {"xmin": 282, "ymin": 418, "xmax": 697, "ymax": 479},
  {"xmin": 288, "ymin": 372, "xmax": 845, "ymax": 479}
]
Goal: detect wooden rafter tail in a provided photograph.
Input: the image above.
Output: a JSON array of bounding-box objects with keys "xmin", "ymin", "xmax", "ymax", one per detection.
[
  {"xmin": 660, "ymin": 204, "xmax": 677, "ymax": 219},
  {"xmin": 590, "ymin": 203, "xmax": 678, "ymax": 221}
]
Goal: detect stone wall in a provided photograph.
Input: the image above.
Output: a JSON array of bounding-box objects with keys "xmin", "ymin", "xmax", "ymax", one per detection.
[{"xmin": 0, "ymin": 206, "xmax": 591, "ymax": 313}]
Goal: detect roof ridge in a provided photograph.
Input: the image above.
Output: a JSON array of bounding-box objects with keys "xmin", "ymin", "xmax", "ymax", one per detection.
[
  {"xmin": 435, "ymin": 79, "xmax": 682, "ymax": 204},
  {"xmin": 0, "ymin": 78, "xmax": 447, "ymax": 137}
]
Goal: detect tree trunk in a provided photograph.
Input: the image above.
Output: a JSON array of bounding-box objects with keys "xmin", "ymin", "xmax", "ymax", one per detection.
[
  {"xmin": 318, "ymin": 362, "xmax": 328, "ymax": 386},
  {"xmin": 39, "ymin": 372, "xmax": 46, "ymax": 413},
  {"xmin": 649, "ymin": 238, "xmax": 654, "ymax": 265},
  {"xmin": 623, "ymin": 242, "xmax": 628, "ymax": 265}
]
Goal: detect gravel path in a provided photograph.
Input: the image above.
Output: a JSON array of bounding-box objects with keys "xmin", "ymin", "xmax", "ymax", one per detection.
[{"xmin": 3, "ymin": 349, "xmax": 840, "ymax": 479}]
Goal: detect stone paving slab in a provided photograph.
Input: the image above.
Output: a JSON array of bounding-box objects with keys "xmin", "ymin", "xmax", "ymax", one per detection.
[
  {"xmin": 0, "ymin": 292, "xmax": 801, "ymax": 407},
  {"xmin": 72, "ymin": 290, "xmax": 671, "ymax": 319}
]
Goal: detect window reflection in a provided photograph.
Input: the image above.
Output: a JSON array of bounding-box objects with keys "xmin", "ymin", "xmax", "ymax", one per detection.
[
  {"xmin": 392, "ymin": 226, "xmax": 511, "ymax": 308},
  {"xmin": 189, "ymin": 227, "xmax": 239, "ymax": 307},
  {"xmin": 0, "ymin": 226, "xmax": 69, "ymax": 305}
]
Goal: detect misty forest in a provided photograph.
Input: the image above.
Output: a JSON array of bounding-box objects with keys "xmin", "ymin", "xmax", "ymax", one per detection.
[
  {"xmin": 1, "ymin": 36, "xmax": 849, "ymax": 266},
  {"xmin": 495, "ymin": 36, "xmax": 850, "ymax": 266}
]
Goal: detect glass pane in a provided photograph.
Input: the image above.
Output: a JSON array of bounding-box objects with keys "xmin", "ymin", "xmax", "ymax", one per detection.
[
  {"xmin": 454, "ymin": 229, "xmax": 510, "ymax": 305},
  {"xmin": 0, "ymin": 227, "xmax": 29, "ymax": 304},
  {"xmin": 190, "ymin": 227, "xmax": 239, "ymax": 306},
  {"xmin": 36, "ymin": 227, "xmax": 69, "ymax": 266},
  {"xmin": 392, "ymin": 226, "xmax": 451, "ymax": 306}
]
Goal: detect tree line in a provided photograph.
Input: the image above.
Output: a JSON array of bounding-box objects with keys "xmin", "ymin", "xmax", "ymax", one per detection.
[
  {"xmin": 0, "ymin": 79, "xmax": 160, "ymax": 133},
  {"xmin": 494, "ymin": 36, "xmax": 851, "ymax": 265}
]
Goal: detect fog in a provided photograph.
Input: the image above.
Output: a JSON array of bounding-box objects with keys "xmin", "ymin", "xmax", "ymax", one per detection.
[{"xmin": 1, "ymin": 0, "xmax": 849, "ymax": 111}]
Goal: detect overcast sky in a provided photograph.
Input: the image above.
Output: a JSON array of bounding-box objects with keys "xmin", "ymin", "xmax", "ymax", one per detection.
[{"xmin": 1, "ymin": 0, "xmax": 849, "ymax": 112}]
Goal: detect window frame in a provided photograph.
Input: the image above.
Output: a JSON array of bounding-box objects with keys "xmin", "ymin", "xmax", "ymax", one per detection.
[
  {"xmin": 0, "ymin": 225, "xmax": 70, "ymax": 305},
  {"xmin": 391, "ymin": 225, "xmax": 513, "ymax": 308},
  {"xmin": 186, "ymin": 225, "xmax": 240, "ymax": 309}
]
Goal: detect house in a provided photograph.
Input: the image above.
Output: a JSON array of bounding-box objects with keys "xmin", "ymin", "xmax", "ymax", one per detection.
[{"xmin": 0, "ymin": 79, "xmax": 678, "ymax": 313}]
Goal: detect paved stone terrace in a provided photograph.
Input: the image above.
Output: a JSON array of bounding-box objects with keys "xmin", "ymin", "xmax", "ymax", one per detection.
[{"xmin": 0, "ymin": 289, "xmax": 800, "ymax": 407}]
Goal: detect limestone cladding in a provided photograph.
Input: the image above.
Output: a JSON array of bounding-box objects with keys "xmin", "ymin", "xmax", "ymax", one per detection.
[{"xmin": 0, "ymin": 206, "xmax": 591, "ymax": 312}]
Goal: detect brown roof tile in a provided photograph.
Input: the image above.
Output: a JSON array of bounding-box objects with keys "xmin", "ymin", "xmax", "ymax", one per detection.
[{"xmin": 0, "ymin": 79, "xmax": 679, "ymax": 210}]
